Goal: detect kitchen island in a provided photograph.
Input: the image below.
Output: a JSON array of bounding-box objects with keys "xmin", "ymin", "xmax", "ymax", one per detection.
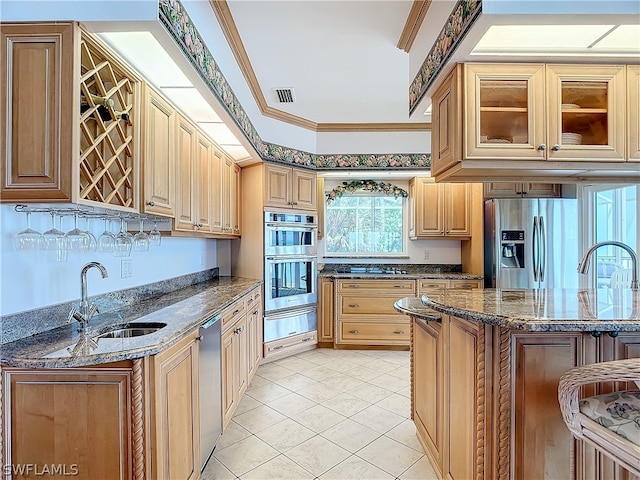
[{"xmin": 395, "ymin": 288, "xmax": 640, "ymax": 480}]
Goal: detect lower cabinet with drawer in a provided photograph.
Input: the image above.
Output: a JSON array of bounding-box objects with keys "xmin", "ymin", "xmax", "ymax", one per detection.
[
  {"xmin": 221, "ymin": 286, "xmax": 262, "ymax": 429},
  {"xmin": 335, "ymin": 279, "xmax": 416, "ymax": 346}
]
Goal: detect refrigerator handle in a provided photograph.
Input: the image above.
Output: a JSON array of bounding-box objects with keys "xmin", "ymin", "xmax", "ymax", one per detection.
[
  {"xmin": 539, "ymin": 215, "xmax": 546, "ymax": 282},
  {"xmin": 532, "ymin": 216, "xmax": 539, "ymax": 282}
]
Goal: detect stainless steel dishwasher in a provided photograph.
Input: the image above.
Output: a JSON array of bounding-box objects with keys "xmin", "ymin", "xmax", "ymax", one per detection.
[{"xmin": 199, "ymin": 313, "xmax": 222, "ymax": 471}]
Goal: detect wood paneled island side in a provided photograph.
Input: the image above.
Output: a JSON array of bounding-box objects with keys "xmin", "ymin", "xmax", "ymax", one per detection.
[{"xmin": 395, "ymin": 289, "xmax": 640, "ymax": 480}]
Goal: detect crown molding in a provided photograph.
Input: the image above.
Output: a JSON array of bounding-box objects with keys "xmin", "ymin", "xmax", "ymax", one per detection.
[
  {"xmin": 397, "ymin": 0, "xmax": 432, "ymax": 52},
  {"xmin": 316, "ymin": 122, "xmax": 431, "ymax": 133},
  {"xmin": 210, "ymin": 0, "xmax": 425, "ymax": 133}
]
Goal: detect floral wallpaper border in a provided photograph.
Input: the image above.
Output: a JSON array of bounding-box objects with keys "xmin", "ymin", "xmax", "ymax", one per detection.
[
  {"xmin": 409, "ymin": 0, "xmax": 482, "ymax": 115},
  {"xmin": 158, "ymin": 0, "xmax": 431, "ymax": 170}
]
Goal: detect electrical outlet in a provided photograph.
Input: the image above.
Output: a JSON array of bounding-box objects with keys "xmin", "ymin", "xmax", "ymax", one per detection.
[
  {"xmin": 121, "ymin": 259, "xmax": 133, "ymax": 278},
  {"xmin": 199, "ymin": 255, "xmax": 205, "ymax": 267},
  {"xmin": 424, "ymin": 250, "xmax": 430, "ymax": 260}
]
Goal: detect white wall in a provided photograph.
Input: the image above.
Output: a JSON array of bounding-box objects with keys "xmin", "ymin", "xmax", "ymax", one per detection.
[{"xmin": 0, "ymin": 205, "xmax": 219, "ymax": 316}]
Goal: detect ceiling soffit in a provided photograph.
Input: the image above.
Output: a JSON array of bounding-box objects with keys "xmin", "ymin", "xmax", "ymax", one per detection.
[
  {"xmin": 158, "ymin": 0, "xmax": 430, "ymax": 170},
  {"xmin": 209, "ymin": 0, "xmax": 431, "ymax": 133}
]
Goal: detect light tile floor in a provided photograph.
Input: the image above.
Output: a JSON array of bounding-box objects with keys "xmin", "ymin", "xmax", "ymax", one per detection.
[{"xmin": 203, "ymin": 348, "xmax": 439, "ymax": 480}]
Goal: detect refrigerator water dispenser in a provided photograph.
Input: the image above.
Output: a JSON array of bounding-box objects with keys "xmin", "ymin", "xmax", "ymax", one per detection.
[{"xmin": 501, "ymin": 230, "xmax": 524, "ymax": 268}]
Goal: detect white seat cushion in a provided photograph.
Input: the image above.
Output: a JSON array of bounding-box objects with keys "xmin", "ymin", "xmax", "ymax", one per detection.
[{"xmin": 579, "ymin": 390, "xmax": 640, "ymax": 446}]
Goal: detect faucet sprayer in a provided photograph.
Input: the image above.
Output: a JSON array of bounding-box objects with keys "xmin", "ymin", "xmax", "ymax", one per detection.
[{"xmin": 577, "ymin": 241, "xmax": 638, "ymax": 290}]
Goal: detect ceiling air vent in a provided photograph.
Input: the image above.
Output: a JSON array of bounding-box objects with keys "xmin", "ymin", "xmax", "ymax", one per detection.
[{"xmin": 273, "ymin": 88, "xmax": 295, "ymax": 103}]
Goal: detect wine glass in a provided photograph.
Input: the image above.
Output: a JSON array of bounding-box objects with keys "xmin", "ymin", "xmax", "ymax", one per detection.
[
  {"xmin": 82, "ymin": 216, "xmax": 97, "ymax": 252},
  {"xmin": 42, "ymin": 212, "xmax": 68, "ymax": 262},
  {"xmin": 97, "ymin": 218, "xmax": 116, "ymax": 253},
  {"xmin": 149, "ymin": 220, "xmax": 161, "ymax": 246},
  {"xmin": 114, "ymin": 218, "xmax": 132, "ymax": 257},
  {"xmin": 14, "ymin": 211, "xmax": 43, "ymax": 250},
  {"xmin": 65, "ymin": 212, "xmax": 90, "ymax": 252},
  {"xmin": 133, "ymin": 218, "xmax": 150, "ymax": 252}
]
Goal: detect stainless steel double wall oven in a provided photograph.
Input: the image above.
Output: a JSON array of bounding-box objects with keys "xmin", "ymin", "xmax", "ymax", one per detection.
[{"xmin": 263, "ymin": 211, "xmax": 318, "ymax": 345}]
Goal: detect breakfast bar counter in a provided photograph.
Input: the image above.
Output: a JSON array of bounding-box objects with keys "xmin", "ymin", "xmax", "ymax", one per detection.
[{"xmin": 396, "ymin": 288, "xmax": 640, "ymax": 480}]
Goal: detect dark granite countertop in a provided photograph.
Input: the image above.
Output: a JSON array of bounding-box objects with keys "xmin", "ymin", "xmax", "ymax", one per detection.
[
  {"xmin": 1, "ymin": 277, "xmax": 262, "ymax": 368},
  {"xmin": 398, "ymin": 288, "xmax": 640, "ymax": 333},
  {"xmin": 319, "ymin": 264, "xmax": 482, "ymax": 281}
]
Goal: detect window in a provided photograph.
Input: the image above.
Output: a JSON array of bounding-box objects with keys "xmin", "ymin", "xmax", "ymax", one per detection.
[
  {"xmin": 324, "ymin": 194, "xmax": 404, "ymax": 256},
  {"xmin": 585, "ymin": 184, "xmax": 639, "ymax": 288}
]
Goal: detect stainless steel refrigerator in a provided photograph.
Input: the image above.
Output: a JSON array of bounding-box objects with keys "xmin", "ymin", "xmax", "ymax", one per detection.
[{"xmin": 484, "ymin": 198, "xmax": 580, "ymax": 289}]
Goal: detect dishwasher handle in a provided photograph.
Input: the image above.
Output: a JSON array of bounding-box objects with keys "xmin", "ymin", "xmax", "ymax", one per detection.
[{"xmin": 201, "ymin": 313, "xmax": 222, "ymax": 329}]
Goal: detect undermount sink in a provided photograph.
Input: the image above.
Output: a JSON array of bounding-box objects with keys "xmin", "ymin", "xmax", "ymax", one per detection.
[{"xmin": 96, "ymin": 322, "xmax": 167, "ymax": 339}]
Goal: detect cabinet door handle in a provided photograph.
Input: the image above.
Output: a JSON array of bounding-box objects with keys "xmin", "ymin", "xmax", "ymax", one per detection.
[
  {"xmin": 348, "ymin": 304, "xmax": 360, "ymax": 308},
  {"xmin": 348, "ymin": 330, "xmax": 359, "ymax": 334},
  {"xmin": 551, "ymin": 144, "xmax": 561, "ymax": 151},
  {"xmin": 537, "ymin": 144, "xmax": 547, "ymax": 151},
  {"xmin": 292, "ymin": 201, "xmax": 298, "ymax": 205},
  {"xmin": 196, "ymin": 335, "xmax": 203, "ymax": 341},
  {"xmin": 393, "ymin": 330, "xmax": 405, "ymax": 335},
  {"xmin": 146, "ymin": 200, "xmax": 155, "ymax": 207},
  {"xmin": 253, "ymin": 310, "xmax": 259, "ymax": 315}
]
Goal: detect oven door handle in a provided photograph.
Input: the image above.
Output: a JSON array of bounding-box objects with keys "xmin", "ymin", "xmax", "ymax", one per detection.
[
  {"xmin": 265, "ymin": 256, "xmax": 317, "ymax": 261},
  {"xmin": 264, "ymin": 305, "xmax": 317, "ymax": 320},
  {"xmin": 265, "ymin": 222, "xmax": 317, "ymax": 229}
]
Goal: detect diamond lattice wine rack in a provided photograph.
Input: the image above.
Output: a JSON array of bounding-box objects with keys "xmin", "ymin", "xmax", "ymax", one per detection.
[{"xmin": 78, "ymin": 32, "xmax": 141, "ymax": 211}]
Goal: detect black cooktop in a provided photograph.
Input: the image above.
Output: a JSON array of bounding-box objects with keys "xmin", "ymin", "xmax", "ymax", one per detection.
[{"xmin": 334, "ymin": 266, "xmax": 407, "ymax": 275}]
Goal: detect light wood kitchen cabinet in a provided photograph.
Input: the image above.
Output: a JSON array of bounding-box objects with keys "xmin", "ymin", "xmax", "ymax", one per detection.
[
  {"xmin": 246, "ymin": 289, "xmax": 263, "ymax": 382},
  {"xmin": 336, "ymin": 279, "xmax": 415, "ymax": 346},
  {"xmin": 264, "ymin": 163, "xmax": 317, "ymax": 211},
  {"xmin": 195, "ymin": 133, "xmax": 213, "ymax": 232},
  {"xmin": 413, "ymin": 318, "xmax": 444, "ymax": 476},
  {"xmin": 483, "ymin": 182, "xmax": 561, "ymax": 198},
  {"xmin": 175, "ymin": 114, "xmax": 198, "ymax": 231},
  {"xmin": 143, "ymin": 86, "xmax": 175, "ymax": 217},
  {"xmin": 210, "ymin": 148, "xmax": 224, "ymax": 234},
  {"xmin": 418, "ymin": 278, "xmax": 483, "ymax": 296},
  {"xmin": 318, "ymin": 277, "xmax": 335, "ymax": 345},
  {"xmin": 148, "ymin": 331, "xmax": 200, "ymax": 480},
  {"xmin": 409, "ymin": 177, "xmax": 471, "ymax": 239},
  {"xmin": 221, "ymin": 287, "xmax": 262, "ymax": 428},
  {"xmin": 3, "ymin": 365, "xmax": 134, "ymax": 480},
  {"xmin": 628, "ymin": 65, "xmax": 640, "ymax": 161},
  {"xmin": 222, "ymin": 157, "xmax": 241, "ymax": 235},
  {"xmin": 1, "ymin": 22, "xmax": 141, "ymax": 211},
  {"xmin": 431, "ymin": 63, "xmax": 634, "ymax": 182}
]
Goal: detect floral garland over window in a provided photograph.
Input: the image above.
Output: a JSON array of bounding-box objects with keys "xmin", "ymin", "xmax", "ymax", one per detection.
[{"xmin": 326, "ymin": 180, "xmax": 409, "ymax": 204}]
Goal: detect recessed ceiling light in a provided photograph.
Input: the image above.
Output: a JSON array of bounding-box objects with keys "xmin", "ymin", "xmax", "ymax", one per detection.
[{"xmin": 471, "ymin": 24, "xmax": 640, "ymax": 57}]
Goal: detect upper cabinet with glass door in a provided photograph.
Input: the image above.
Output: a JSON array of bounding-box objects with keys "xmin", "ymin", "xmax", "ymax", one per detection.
[
  {"xmin": 464, "ymin": 63, "xmax": 546, "ymax": 160},
  {"xmin": 431, "ymin": 63, "xmax": 634, "ymax": 182},
  {"xmin": 546, "ymin": 64, "xmax": 625, "ymax": 161}
]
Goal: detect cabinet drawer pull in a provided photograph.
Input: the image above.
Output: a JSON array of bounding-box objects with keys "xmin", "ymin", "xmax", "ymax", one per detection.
[
  {"xmin": 393, "ymin": 285, "xmax": 406, "ymax": 288},
  {"xmin": 346, "ymin": 284, "xmax": 360, "ymax": 288},
  {"xmin": 233, "ymin": 309, "xmax": 240, "ymax": 316},
  {"xmin": 393, "ymin": 330, "xmax": 405, "ymax": 335},
  {"xmin": 301, "ymin": 337, "xmax": 313, "ymax": 342},
  {"xmin": 271, "ymin": 345, "xmax": 284, "ymax": 351},
  {"xmin": 348, "ymin": 304, "xmax": 360, "ymax": 308},
  {"xmin": 348, "ymin": 330, "xmax": 359, "ymax": 334}
]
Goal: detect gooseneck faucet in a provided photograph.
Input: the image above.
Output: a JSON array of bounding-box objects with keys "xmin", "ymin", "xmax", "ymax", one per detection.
[
  {"xmin": 68, "ymin": 262, "xmax": 109, "ymax": 332},
  {"xmin": 577, "ymin": 241, "xmax": 638, "ymax": 290}
]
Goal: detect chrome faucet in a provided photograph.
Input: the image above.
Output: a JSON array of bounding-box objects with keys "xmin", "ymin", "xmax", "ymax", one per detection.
[
  {"xmin": 577, "ymin": 241, "xmax": 638, "ymax": 290},
  {"xmin": 68, "ymin": 262, "xmax": 109, "ymax": 332}
]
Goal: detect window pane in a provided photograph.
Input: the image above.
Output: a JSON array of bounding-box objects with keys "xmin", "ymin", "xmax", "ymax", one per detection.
[{"xmin": 325, "ymin": 195, "xmax": 404, "ymax": 255}]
